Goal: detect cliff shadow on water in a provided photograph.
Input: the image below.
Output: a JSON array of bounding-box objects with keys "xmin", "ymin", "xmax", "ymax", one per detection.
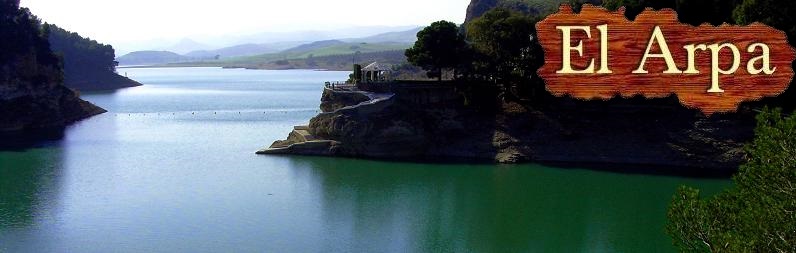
[{"xmin": 0, "ymin": 128, "xmax": 68, "ymax": 152}]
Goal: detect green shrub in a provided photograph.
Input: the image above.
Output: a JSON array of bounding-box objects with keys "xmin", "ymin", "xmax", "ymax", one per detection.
[{"xmin": 667, "ymin": 108, "xmax": 796, "ymax": 252}]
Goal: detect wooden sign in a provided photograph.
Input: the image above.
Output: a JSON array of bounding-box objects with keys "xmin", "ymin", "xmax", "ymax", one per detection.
[{"xmin": 535, "ymin": 4, "xmax": 796, "ymax": 115}]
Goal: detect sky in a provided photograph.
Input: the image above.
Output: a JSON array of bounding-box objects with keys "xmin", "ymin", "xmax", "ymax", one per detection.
[{"xmin": 21, "ymin": 0, "xmax": 471, "ymax": 53}]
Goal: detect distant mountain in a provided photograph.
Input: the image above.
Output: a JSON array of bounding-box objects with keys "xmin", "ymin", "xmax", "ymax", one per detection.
[
  {"xmin": 116, "ymin": 51, "xmax": 192, "ymax": 66},
  {"xmin": 130, "ymin": 28, "xmax": 418, "ymax": 67},
  {"xmin": 344, "ymin": 27, "xmax": 423, "ymax": 43},
  {"xmin": 163, "ymin": 38, "xmax": 211, "ymax": 54},
  {"xmin": 223, "ymin": 26, "xmax": 420, "ymax": 47},
  {"xmin": 183, "ymin": 28, "xmax": 422, "ymax": 60}
]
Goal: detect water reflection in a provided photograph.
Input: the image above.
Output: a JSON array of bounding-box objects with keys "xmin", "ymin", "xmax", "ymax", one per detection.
[
  {"xmin": 0, "ymin": 147, "xmax": 64, "ymax": 228},
  {"xmin": 288, "ymin": 156, "xmax": 729, "ymax": 253}
]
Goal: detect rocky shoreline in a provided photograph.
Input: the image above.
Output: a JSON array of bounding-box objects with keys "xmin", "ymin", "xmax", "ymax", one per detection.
[
  {"xmin": 258, "ymin": 86, "xmax": 754, "ymax": 175},
  {"xmin": 0, "ymin": 85, "xmax": 105, "ymax": 132}
]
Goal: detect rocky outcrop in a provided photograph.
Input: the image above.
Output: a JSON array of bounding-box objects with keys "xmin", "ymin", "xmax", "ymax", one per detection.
[
  {"xmin": 258, "ymin": 126, "xmax": 340, "ymax": 156},
  {"xmin": 319, "ymin": 88, "xmax": 371, "ymax": 112},
  {"xmin": 260, "ymin": 86, "xmax": 753, "ymax": 175},
  {"xmin": 0, "ymin": 86, "xmax": 104, "ymax": 131}
]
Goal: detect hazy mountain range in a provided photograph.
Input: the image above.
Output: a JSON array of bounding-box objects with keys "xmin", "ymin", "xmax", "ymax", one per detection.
[
  {"xmin": 117, "ymin": 26, "xmax": 423, "ymax": 66},
  {"xmin": 113, "ymin": 25, "xmax": 422, "ymax": 55}
]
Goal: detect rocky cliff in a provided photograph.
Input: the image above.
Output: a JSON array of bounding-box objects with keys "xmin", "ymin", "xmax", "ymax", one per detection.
[
  {"xmin": 0, "ymin": 1, "xmax": 104, "ymax": 132},
  {"xmin": 260, "ymin": 87, "xmax": 752, "ymax": 175}
]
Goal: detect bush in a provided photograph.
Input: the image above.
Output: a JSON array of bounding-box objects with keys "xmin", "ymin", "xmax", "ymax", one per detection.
[{"xmin": 667, "ymin": 108, "xmax": 796, "ymax": 252}]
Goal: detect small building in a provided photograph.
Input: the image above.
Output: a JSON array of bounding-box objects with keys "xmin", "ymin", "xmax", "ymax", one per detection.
[{"xmin": 360, "ymin": 62, "xmax": 393, "ymax": 83}]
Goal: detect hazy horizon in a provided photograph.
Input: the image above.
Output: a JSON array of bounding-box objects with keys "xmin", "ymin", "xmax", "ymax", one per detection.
[{"xmin": 21, "ymin": 0, "xmax": 470, "ymax": 54}]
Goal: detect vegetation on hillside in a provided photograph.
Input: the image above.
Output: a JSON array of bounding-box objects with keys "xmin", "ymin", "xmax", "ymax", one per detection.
[
  {"xmin": 46, "ymin": 24, "xmax": 116, "ymax": 73},
  {"xmin": 667, "ymin": 108, "xmax": 795, "ymax": 252},
  {"xmin": 47, "ymin": 24, "xmax": 139, "ymax": 91}
]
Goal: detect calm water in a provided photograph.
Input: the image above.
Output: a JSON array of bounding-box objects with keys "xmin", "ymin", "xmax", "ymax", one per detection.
[{"xmin": 0, "ymin": 67, "xmax": 730, "ymax": 252}]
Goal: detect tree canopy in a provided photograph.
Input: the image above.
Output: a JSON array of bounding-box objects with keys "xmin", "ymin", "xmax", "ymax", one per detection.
[
  {"xmin": 405, "ymin": 20, "xmax": 469, "ymax": 81},
  {"xmin": 46, "ymin": 24, "xmax": 118, "ymax": 75},
  {"xmin": 466, "ymin": 8, "xmax": 544, "ymax": 99}
]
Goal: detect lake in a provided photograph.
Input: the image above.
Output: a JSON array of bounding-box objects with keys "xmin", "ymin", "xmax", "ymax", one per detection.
[{"xmin": 0, "ymin": 67, "xmax": 730, "ymax": 252}]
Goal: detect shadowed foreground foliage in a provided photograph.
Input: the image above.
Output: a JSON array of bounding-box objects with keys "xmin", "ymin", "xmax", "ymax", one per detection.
[{"xmin": 667, "ymin": 108, "xmax": 795, "ymax": 252}]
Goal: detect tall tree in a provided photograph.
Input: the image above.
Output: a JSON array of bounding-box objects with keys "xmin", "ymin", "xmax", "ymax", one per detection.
[
  {"xmin": 405, "ymin": 20, "xmax": 469, "ymax": 81},
  {"xmin": 466, "ymin": 8, "xmax": 543, "ymax": 99}
]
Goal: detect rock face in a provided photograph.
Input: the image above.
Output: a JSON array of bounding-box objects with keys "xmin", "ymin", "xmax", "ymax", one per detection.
[
  {"xmin": 260, "ymin": 86, "xmax": 752, "ymax": 175},
  {"xmin": 319, "ymin": 89, "xmax": 371, "ymax": 112},
  {"xmin": 465, "ymin": 0, "xmax": 500, "ymax": 22}
]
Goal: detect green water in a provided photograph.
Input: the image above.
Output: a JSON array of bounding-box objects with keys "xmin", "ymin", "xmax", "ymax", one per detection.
[{"xmin": 0, "ymin": 67, "xmax": 730, "ymax": 252}]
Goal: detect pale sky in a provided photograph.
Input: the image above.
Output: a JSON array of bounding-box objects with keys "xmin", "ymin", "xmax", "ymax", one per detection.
[{"xmin": 21, "ymin": 0, "xmax": 470, "ymax": 53}]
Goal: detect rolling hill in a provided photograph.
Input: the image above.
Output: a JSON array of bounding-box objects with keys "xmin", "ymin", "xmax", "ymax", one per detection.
[
  {"xmin": 217, "ymin": 41, "xmax": 412, "ymax": 66},
  {"xmin": 116, "ymin": 51, "xmax": 194, "ymax": 66},
  {"xmin": 344, "ymin": 27, "xmax": 423, "ymax": 43},
  {"xmin": 185, "ymin": 43, "xmax": 279, "ymax": 59}
]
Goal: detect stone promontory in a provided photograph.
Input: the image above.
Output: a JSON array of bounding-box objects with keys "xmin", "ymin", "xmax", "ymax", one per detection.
[{"xmin": 258, "ymin": 84, "xmax": 753, "ymax": 175}]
